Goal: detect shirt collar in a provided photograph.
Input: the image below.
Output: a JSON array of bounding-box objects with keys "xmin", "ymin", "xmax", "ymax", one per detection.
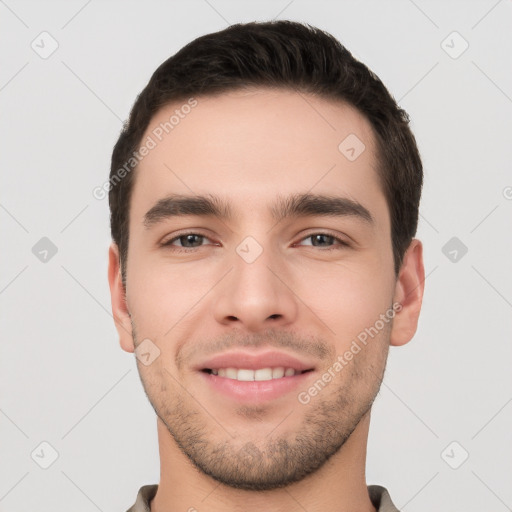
[{"xmin": 126, "ymin": 483, "xmax": 401, "ymax": 512}]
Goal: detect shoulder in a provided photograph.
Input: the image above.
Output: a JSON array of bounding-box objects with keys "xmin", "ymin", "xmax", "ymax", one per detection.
[
  {"xmin": 368, "ymin": 484, "xmax": 401, "ymax": 512},
  {"xmin": 125, "ymin": 484, "xmax": 158, "ymax": 512}
]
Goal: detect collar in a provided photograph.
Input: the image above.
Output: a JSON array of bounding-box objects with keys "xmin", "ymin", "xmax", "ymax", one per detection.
[{"xmin": 126, "ymin": 483, "xmax": 401, "ymax": 511}]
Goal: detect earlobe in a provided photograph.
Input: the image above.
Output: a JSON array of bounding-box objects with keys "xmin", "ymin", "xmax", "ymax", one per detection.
[
  {"xmin": 107, "ymin": 243, "xmax": 135, "ymax": 353},
  {"xmin": 390, "ymin": 239, "xmax": 425, "ymax": 347}
]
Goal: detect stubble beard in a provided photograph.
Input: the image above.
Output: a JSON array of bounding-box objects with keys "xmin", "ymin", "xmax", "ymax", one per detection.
[{"xmin": 134, "ymin": 329, "xmax": 390, "ymax": 491}]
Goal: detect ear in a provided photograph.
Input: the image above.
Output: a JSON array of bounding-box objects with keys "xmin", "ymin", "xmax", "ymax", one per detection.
[
  {"xmin": 390, "ymin": 239, "xmax": 425, "ymax": 347},
  {"xmin": 108, "ymin": 242, "xmax": 134, "ymax": 353}
]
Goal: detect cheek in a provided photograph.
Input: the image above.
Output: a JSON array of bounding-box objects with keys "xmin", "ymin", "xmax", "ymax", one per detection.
[
  {"xmin": 296, "ymin": 262, "xmax": 394, "ymax": 346},
  {"xmin": 127, "ymin": 255, "xmax": 217, "ymax": 339},
  {"xmin": 127, "ymin": 232, "xmax": 395, "ymax": 345}
]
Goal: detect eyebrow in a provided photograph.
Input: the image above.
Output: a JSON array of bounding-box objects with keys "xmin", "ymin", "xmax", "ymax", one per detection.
[{"xmin": 143, "ymin": 192, "xmax": 374, "ymax": 228}]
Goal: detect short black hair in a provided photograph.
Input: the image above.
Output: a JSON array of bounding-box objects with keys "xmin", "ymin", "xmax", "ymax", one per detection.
[{"xmin": 109, "ymin": 20, "xmax": 423, "ymax": 282}]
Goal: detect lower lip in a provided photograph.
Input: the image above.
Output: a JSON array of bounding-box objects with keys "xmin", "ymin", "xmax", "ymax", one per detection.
[{"xmin": 199, "ymin": 371, "xmax": 314, "ymax": 404}]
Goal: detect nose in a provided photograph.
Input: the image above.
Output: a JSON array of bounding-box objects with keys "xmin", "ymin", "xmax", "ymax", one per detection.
[{"xmin": 212, "ymin": 243, "xmax": 299, "ymax": 332}]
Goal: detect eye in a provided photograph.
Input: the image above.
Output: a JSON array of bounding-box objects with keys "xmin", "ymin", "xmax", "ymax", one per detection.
[
  {"xmin": 160, "ymin": 231, "xmax": 350, "ymax": 252},
  {"xmin": 296, "ymin": 233, "xmax": 349, "ymax": 250},
  {"xmin": 161, "ymin": 232, "xmax": 213, "ymax": 251}
]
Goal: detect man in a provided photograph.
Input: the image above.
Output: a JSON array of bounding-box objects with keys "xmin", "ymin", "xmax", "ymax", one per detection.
[{"xmin": 107, "ymin": 20, "xmax": 424, "ymax": 512}]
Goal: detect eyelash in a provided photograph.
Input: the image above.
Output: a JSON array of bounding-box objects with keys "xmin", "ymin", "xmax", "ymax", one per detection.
[{"xmin": 161, "ymin": 231, "xmax": 350, "ymax": 253}]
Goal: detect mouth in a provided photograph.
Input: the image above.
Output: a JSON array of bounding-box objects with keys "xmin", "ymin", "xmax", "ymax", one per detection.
[
  {"xmin": 202, "ymin": 367, "xmax": 314, "ymax": 381},
  {"xmin": 195, "ymin": 350, "xmax": 317, "ymax": 404}
]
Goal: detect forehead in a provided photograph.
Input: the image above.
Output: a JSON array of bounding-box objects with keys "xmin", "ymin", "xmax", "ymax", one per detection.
[{"xmin": 130, "ymin": 88, "xmax": 387, "ymax": 228}]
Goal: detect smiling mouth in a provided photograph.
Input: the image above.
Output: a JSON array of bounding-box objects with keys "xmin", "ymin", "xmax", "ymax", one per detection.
[{"xmin": 202, "ymin": 367, "xmax": 314, "ymax": 381}]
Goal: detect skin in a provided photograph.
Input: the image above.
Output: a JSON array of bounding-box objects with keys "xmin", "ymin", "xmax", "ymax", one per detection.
[{"xmin": 108, "ymin": 88, "xmax": 424, "ymax": 512}]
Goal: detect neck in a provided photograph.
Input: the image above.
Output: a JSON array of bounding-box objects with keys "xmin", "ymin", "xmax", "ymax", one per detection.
[{"xmin": 150, "ymin": 412, "xmax": 376, "ymax": 512}]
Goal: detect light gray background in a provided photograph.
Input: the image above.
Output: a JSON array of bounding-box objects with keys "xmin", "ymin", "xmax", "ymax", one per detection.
[{"xmin": 1, "ymin": 1, "xmax": 511, "ymax": 510}]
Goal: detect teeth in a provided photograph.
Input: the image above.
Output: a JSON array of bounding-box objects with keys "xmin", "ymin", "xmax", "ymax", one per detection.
[
  {"xmin": 210, "ymin": 367, "xmax": 300, "ymax": 381},
  {"xmin": 237, "ymin": 369, "xmax": 255, "ymax": 381},
  {"xmin": 226, "ymin": 368, "xmax": 238, "ymax": 379},
  {"xmin": 254, "ymin": 368, "xmax": 272, "ymax": 381},
  {"xmin": 272, "ymin": 367, "xmax": 285, "ymax": 378}
]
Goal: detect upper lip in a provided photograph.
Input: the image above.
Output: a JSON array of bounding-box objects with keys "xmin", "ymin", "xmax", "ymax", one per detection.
[{"xmin": 195, "ymin": 350, "xmax": 316, "ymax": 372}]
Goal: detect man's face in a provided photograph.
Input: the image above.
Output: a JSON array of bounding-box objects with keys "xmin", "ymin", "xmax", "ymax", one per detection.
[{"xmin": 112, "ymin": 88, "xmax": 412, "ymax": 490}]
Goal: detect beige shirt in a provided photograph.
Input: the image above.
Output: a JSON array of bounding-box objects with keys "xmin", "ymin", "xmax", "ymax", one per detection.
[{"xmin": 126, "ymin": 484, "xmax": 401, "ymax": 511}]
